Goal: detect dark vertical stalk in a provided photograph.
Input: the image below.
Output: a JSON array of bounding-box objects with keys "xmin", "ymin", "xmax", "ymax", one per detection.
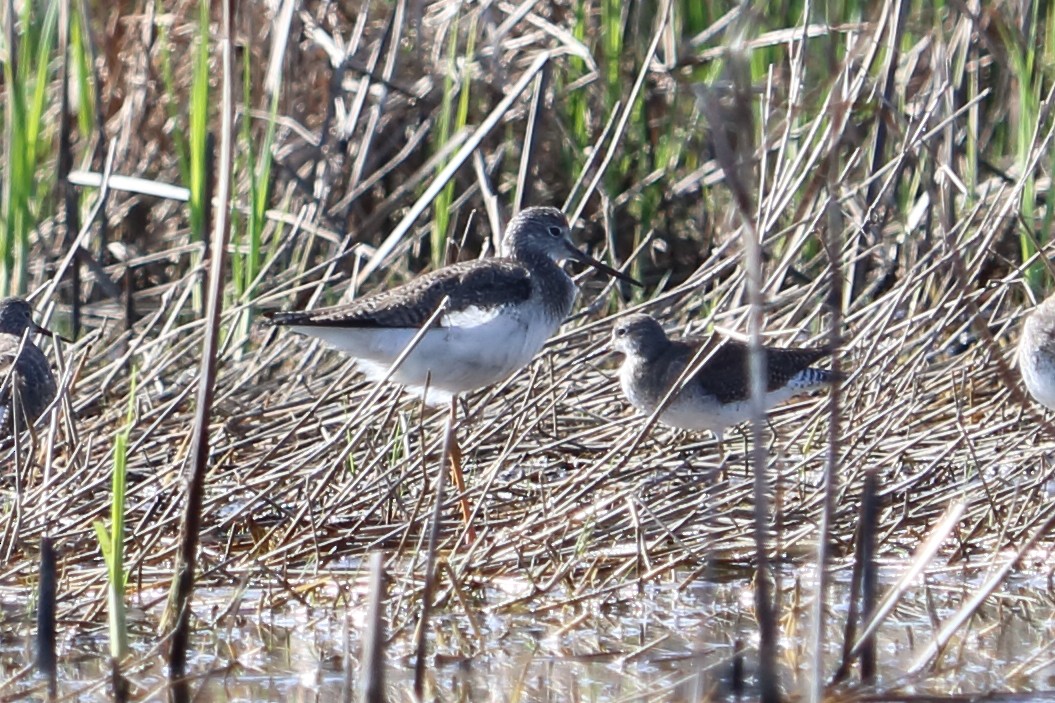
[
  {"xmin": 729, "ymin": 638, "xmax": 744, "ymax": 699},
  {"xmin": 35, "ymin": 536, "xmax": 57, "ymax": 698},
  {"xmin": 810, "ymin": 70, "xmax": 848, "ymax": 703},
  {"xmin": 110, "ymin": 659, "xmax": 129, "ymax": 702},
  {"xmin": 361, "ymin": 551, "xmax": 387, "ymax": 703},
  {"xmin": 167, "ymin": 1, "xmax": 234, "ymax": 699},
  {"xmin": 166, "ymin": 132, "xmax": 216, "ymax": 701},
  {"xmin": 833, "ymin": 471, "xmax": 879, "ymax": 684},
  {"xmin": 698, "ymin": 52, "xmax": 780, "ymax": 702},
  {"xmin": 57, "ymin": 0, "xmax": 80, "ymax": 337},
  {"xmin": 859, "ymin": 471, "xmax": 880, "ymax": 681},
  {"xmin": 832, "ymin": 518, "xmax": 862, "ymax": 683},
  {"xmin": 851, "ymin": 0, "xmax": 907, "ymax": 302},
  {"xmin": 745, "ymin": 225, "xmax": 780, "ymax": 703},
  {"xmin": 413, "ymin": 399, "xmax": 457, "ymax": 698},
  {"xmin": 513, "ymin": 62, "xmax": 550, "ymax": 214}
]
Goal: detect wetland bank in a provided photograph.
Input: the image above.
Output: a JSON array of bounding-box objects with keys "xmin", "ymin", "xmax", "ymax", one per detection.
[{"xmin": 3, "ymin": 0, "xmax": 1055, "ymax": 700}]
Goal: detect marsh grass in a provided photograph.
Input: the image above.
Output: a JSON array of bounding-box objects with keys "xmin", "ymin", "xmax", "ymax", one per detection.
[
  {"xmin": 230, "ymin": 46, "xmax": 279, "ymax": 352},
  {"xmin": 3, "ymin": 0, "xmax": 1055, "ymax": 699},
  {"xmin": 93, "ymin": 373, "xmax": 134, "ymax": 662},
  {"xmin": 430, "ymin": 8, "xmax": 476, "ymax": 269},
  {"xmin": 1, "ymin": 0, "xmax": 57, "ymax": 297}
]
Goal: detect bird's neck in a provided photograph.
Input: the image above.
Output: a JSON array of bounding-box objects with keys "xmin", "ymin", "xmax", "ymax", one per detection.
[{"xmin": 517, "ymin": 250, "xmax": 576, "ymax": 321}]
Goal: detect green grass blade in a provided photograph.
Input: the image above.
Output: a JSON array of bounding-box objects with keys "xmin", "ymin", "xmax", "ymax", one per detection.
[
  {"xmin": 95, "ymin": 370, "xmax": 136, "ymax": 661},
  {"xmin": 188, "ymin": 0, "xmax": 211, "ymax": 244}
]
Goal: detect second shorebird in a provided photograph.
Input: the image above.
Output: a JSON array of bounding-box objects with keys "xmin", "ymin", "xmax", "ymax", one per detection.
[{"xmin": 610, "ymin": 313, "xmax": 836, "ymax": 440}]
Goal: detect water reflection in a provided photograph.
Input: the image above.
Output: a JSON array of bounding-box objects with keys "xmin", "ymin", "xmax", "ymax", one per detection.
[{"xmin": 2, "ymin": 565, "xmax": 1054, "ymax": 700}]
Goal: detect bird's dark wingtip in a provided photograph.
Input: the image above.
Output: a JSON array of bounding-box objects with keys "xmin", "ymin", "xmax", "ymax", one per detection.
[{"xmin": 262, "ymin": 309, "xmax": 308, "ymax": 326}]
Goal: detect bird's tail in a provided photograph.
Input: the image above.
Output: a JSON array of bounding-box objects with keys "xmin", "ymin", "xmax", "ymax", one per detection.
[{"xmin": 788, "ymin": 366, "xmax": 845, "ymax": 391}]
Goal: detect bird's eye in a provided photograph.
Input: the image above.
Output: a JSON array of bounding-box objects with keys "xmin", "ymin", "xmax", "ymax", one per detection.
[
  {"xmin": 547, "ymin": 225, "xmax": 563, "ymax": 238},
  {"xmin": 615, "ymin": 327, "xmax": 627, "ymax": 337}
]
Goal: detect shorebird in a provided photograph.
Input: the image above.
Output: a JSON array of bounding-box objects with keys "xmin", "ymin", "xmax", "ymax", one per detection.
[
  {"xmin": 268, "ymin": 206, "xmax": 638, "ymax": 523},
  {"xmin": 610, "ymin": 313, "xmax": 836, "ymax": 440},
  {"xmin": 1018, "ymin": 293, "xmax": 1055, "ymax": 410},
  {"xmin": 269, "ymin": 207, "xmax": 636, "ymax": 402},
  {"xmin": 0, "ymin": 298, "xmax": 59, "ymax": 435}
]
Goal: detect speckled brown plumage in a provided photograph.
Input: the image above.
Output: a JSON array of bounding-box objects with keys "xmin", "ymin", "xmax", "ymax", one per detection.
[
  {"xmin": 666, "ymin": 340, "xmax": 834, "ymax": 404},
  {"xmin": 267, "ymin": 259, "xmax": 536, "ymax": 329}
]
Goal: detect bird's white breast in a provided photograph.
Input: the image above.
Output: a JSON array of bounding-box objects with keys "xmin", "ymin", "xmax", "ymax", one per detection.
[
  {"xmin": 290, "ymin": 303, "xmax": 559, "ymax": 405},
  {"xmin": 620, "ymin": 358, "xmax": 819, "ymax": 435},
  {"xmin": 620, "ymin": 359, "xmax": 724, "ymax": 431}
]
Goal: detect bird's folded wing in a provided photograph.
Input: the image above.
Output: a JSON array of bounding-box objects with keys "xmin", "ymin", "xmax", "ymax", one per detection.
[
  {"xmin": 267, "ymin": 259, "xmax": 533, "ymax": 329},
  {"xmin": 693, "ymin": 342, "xmax": 831, "ymax": 403}
]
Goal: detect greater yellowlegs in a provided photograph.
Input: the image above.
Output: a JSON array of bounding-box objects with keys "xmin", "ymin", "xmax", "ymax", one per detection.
[
  {"xmin": 269, "ymin": 206, "xmax": 636, "ymax": 402},
  {"xmin": 269, "ymin": 206, "xmax": 638, "ymax": 528},
  {"xmin": 0, "ymin": 298, "xmax": 58, "ymax": 435},
  {"xmin": 610, "ymin": 313, "xmax": 835, "ymax": 440},
  {"xmin": 1018, "ymin": 292, "xmax": 1055, "ymax": 410}
]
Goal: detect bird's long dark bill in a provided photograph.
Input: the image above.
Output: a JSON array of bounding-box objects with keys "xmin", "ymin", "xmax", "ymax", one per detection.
[
  {"xmin": 564, "ymin": 243, "xmax": 642, "ymax": 286},
  {"xmin": 33, "ymin": 322, "xmax": 70, "ymax": 343}
]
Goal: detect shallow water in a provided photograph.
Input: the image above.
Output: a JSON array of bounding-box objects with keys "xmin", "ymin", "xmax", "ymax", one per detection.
[{"xmin": 3, "ymin": 562, "xmax": 1055, "ymax": 701}]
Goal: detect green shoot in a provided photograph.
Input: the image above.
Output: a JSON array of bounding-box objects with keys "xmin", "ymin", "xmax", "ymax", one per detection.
[{"xmin": 93, "ymin": 371, "xmax": 137, "ymax": 662}]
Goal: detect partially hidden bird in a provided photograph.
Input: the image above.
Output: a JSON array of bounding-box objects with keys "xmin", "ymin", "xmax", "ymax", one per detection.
[
  {"xmin": 0, "ymin": 297, "xmax": 59, "ymax": 435},
  {"xmin": 1018, "ymin": 292, "xmax": 1055, "ymax": 410}
]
